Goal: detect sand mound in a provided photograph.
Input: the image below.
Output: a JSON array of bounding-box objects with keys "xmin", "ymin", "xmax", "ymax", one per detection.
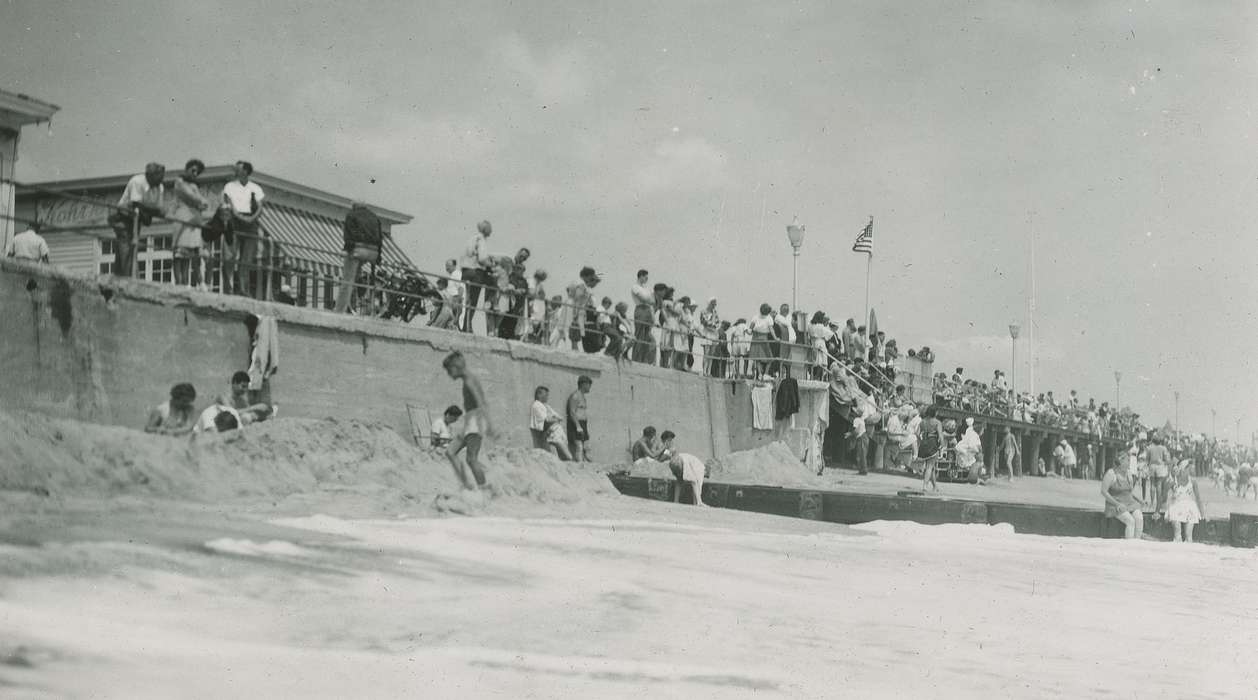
[
  {"xmin": 707, "ymin": 442, "xmax": 824, "ymax": 487},
  {"xmin": 0, "ymin": 410, "xmax": 616, "ymax": 509},
  {"xmin": 623, "ymin": 441, "xmax": 824, "ymax": 488}
]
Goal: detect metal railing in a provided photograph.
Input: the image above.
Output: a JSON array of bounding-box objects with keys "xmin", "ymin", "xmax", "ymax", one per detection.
[{"xmin": 2, "ymin": 178, "xmax": 1151, "ymax": 433}]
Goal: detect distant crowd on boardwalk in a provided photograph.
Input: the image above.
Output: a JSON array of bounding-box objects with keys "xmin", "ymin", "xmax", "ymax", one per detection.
[{"xmin": 13, "ymin": 158, "xmax": 1249, "ymax": 483}]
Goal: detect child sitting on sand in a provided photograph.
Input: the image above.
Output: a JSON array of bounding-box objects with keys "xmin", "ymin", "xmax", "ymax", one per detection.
[
  {"xmin": 529, "ymin": 386, "xmax": 573, "ymax": 461},
  {"xmin": 1165, "ymin": 461, "xmax": 1205, "ymax": 543}
]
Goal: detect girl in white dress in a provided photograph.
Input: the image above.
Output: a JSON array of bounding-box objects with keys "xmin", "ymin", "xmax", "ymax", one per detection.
[{"xmin": 1165, "ymin": 461, "xmax": 1205, "ymax": 543}]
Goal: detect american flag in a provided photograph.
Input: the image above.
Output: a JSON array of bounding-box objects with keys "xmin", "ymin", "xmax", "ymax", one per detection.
[{"xmin": 852, "ymin": 218, "xmax": 873, "ymax": 256}]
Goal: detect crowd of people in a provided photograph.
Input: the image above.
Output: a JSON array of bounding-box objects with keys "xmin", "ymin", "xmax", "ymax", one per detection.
[{"xmin": 25, "ymin": 160, "xmax": 1250, "ymax": 510}]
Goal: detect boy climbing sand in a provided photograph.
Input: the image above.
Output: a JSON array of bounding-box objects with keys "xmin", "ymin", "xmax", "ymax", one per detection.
[{"xmin": 442, "ymin": 352, "xmax": 494, "ymax": 499}]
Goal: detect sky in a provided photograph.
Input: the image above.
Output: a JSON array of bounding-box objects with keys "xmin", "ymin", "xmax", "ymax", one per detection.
[{"xmin": 3, "ymin": 0, "xmax": 1256, "ymax": 438}]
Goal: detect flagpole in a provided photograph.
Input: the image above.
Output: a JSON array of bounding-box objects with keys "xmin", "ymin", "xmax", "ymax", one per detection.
[
  {"xmin": 1028, "ymin": 210, "xmax": 1036, "ymax": 395},
  {"xmin": 863, "ymin": 216, "xmax": 872, "ymax": 329}
]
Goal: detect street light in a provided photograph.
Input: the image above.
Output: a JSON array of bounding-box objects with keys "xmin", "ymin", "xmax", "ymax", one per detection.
[
  {"xmin": 1114, "ymin": 371, "xmax": 1122, "ymax": 409},
  {"xmin": 786, "ymin": 216, "xmax": 805, "ymax": 312},
  {"xmin": 1008, "ymin": 324, "xmax": 1020, "ymax": 399}
]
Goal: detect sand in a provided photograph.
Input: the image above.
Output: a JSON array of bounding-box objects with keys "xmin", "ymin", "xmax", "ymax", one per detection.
[
  {"xmin": 4, "ymin": 411, "xmax": 1258, "ymax": 697},
  {"xmin": 624, "ymin": 441, "xmax": 824, "ymax": 488},
  {"xmin": 0, "ymin": 409, "xmax": 615, "ymax": 515},
  {"xmin": 3, "ymin": 504, "xmax": 1256, "ymax": 698}
]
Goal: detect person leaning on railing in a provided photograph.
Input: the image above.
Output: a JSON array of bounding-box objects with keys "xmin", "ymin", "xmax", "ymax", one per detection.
[
  {"xmin": 108, "ymin": 162, "xmax": 166, "ymax": 277},
  {"xmin": 220, "ymin": 161, "xmax": 266, "ymax": 298},
  {"xmin": 335, "ymin": 201, "xmax": 383, "ymax": 314}
]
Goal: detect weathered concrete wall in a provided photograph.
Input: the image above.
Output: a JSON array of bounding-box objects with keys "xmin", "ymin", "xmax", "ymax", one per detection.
[
  {"xmin": 1, "ymin": 260, "xmax": 729, "ymax": 461},
  {"xmin": 723, "ymin": 378, "xmax": 825, "ymax": 459}
]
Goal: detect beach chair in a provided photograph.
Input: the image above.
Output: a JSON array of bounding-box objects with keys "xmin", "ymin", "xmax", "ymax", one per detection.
[{"xmin": 405, "ymin": 403, "xmax": 434, "ymax": 447}]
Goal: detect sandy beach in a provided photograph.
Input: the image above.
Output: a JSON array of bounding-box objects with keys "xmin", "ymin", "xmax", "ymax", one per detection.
[{"xmin": 3, "ymin": 410, "xmax": 1257, "ymax": 698}]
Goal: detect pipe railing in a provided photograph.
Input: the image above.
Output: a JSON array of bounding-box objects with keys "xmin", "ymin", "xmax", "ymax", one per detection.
[{"xmin": 4, "ymin": 178, "xmax": 1149, "ymax": 426}]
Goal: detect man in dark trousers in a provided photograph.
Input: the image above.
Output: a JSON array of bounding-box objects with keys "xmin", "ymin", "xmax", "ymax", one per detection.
[
  {"xmin": 567, "ymin": 375, "xmax": 593, "ymax": 462},
  {"xmin": 335, "ymin": 201, "xmax": 383, "ymax": 314}
]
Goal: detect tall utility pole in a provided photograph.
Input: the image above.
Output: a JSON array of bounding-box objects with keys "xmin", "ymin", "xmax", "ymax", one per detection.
[
  {"xmin": 1211, "ymin": 408, "xmax": 1217, "ymax": 437},
  {"xmin": 1114, "ymin": 371, "xmax": 1122, "ymax": 408},
  {"xmin": 1009, "ymin": 324, "xmax": 1020, "ymax": 398},
  {"xmin": 1236, "ymin": 418, "xmax": 1242, "ymax": 445},
  {"xmin": 1028, "ymin": 211, "xmax": 1036, "ymax": 395}
]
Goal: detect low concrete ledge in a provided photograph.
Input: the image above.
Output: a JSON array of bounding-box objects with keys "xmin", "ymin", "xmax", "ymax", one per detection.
[{"xmin": 607, "ymin": 474, "xmax": 1257, "ymax": 547}]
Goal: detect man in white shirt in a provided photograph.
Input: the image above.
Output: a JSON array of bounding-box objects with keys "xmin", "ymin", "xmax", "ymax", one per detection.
[
  {"xmin": 459, "ymin": 220, "xmax": 493, "ymax": 333},
  {"xmin": 221, "ymin": 161, "xmax": 266, "ymax": 298},
  {"xmin": 4, "ymin": 224, "xmax": 50, "ymax": 263},
  {"xmin": 108, "ymin": 162, "xmax": 166, "ymax": 277},
  {"xmin": 431, "ymin": 405, "xmax": 463, "ymax": 449}
]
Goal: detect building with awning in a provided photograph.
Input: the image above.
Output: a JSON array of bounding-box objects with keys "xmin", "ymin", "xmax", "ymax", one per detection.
[
  {"xmin": 13, "ymin": 165, "xmax": 414, "ymax": 308},
  {"xmin": 1, "ymin": 88, "xmax": 60, "ymax": 252}
]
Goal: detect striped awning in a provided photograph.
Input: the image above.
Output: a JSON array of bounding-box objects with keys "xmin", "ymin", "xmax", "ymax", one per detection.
[{"xmin": 261, "ymin": 205, "xmax": 415, "ymax": 275}]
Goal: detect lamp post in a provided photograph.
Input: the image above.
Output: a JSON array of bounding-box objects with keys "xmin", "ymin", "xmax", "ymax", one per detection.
[
  {"xmin": 1114, "ymin": 371, "xmax": 1122, "ymax": 409},
  {"xmin": 1008, "ymin": 324, "xmax": 1020, "ymax": 399},
  {"xmin": 786, "ymin": 216, "xmax": 805, "ymax": 312}
]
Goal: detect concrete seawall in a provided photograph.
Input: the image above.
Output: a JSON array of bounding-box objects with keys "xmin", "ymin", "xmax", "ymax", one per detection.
[{"xmin": 1, "ymin": 260, "xmax": 822, "ymax": 461}]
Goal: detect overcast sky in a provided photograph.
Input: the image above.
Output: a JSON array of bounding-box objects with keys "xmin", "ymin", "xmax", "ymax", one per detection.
[{"xmin": 3, "ymin": 0, "xmax": 1256, "ymax": 438}]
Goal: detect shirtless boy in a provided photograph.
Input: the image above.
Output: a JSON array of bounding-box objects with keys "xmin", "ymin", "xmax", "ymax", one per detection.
[{"xmin": 442, "ymin": 351, "xmax": 493, "ymax": 491}]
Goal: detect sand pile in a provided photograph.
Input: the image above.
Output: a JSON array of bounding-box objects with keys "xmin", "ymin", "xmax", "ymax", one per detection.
[
  {"xmin": 623, "ymin": 441, "xmax": 824, "ymax": 488},
  {"xmin": 0, "ymin": 409, "xmax": 615, "ymax": 508},
  {"xmin": 706, "ymin": 442, "xmax": 824, "ymax": 487}
]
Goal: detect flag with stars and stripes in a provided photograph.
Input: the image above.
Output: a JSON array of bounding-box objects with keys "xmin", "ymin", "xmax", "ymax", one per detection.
[{"xmin": 852, "ymin": 218, "xmax": 873, "ymax": 256}]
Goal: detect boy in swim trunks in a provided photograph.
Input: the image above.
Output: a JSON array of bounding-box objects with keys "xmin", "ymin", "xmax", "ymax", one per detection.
[{"xmin": 442, "ymin": 351, "xmax": 493, "ymax": 491}]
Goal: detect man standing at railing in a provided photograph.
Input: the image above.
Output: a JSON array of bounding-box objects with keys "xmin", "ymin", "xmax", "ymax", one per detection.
[
  {"xmin": 221, "ymin": 161, "xmax": 265, "ymax": 298},
  {"xmin": 335, "ymin": 201, "xmax": 383, "ymax": 314},
  {"xmin": 629, "ymin": 269, "xmax": 655, "ymax": 363},
  {"xmin": 108, "ymin": 162, "xmax": 166, "ymax": 277},
  {"xmin": 841, "ymin": 318, "xmax": 858, "ymax": 361},
  {"xmin": 171, "ymin": 159, "xmax": 210, "ymax": 288},
  {"xmin": 4, "ymin": 222, "xmax": 49, "ymax": 264},
  {"xmin": 460, "ymin": 220, "xmax": 494, "ymax": 333}
]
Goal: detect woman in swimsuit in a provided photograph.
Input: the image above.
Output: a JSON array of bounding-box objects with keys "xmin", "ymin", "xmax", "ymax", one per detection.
[{"xmin": 1101, "ymin": 453, "xmax": 1146, "ymax": 539}]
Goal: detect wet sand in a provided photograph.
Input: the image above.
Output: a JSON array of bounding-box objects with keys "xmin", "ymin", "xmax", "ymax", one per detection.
[{"xmin": 3, "ymin": 492, "xmax": 1256, "ymax": 699}]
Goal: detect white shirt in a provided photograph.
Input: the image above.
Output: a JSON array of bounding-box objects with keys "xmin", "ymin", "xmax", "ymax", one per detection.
[
  {"xmin": 774, "ymin": 313, "xmax": 794, "ymax": 343},
  {"xmin": 530, "ymin": 400, "xmax": 550, "ymax": 431},
  {"xmin": 459, "ymin": 233, "xmax": 490, "ymax": 270},
  {"xmin": 221, "ymin": 179, "xmax": 266, "ymax": 214},
  {"xmin": 431, "ymin": 418, "xmax": 453, "ymax": 443},
  {"xmin": 447, "ymin": 268, "xmax": 464, "ymax": 300},
  {"xmin": 118, "ymin": 173, "xmax": 165, "ymax": 209},
  {"xmin": 631, "ymin": 283, "xmax": 653, "ymax": 306},
  {"xmin": 5, "ymin": 230, "xmax": 50, "ymax": 261},
  {"xmin": 194, "ymin": 405, "xmax": 241, "ymax": 434}
]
